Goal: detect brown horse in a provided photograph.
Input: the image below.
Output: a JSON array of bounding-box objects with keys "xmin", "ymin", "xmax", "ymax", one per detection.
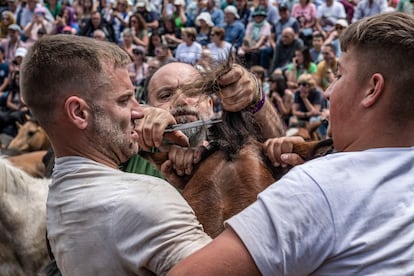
[
  {"xmin": 7, "ymin": 120, "xmax": 50, "ymax": 153},
  {"xmin": 0, "ymin": 157, "xmax": 51, "ymax": 275},
  {"xmin": 146, "ymin": 111, "xmax": 334, "ymax": 237}
]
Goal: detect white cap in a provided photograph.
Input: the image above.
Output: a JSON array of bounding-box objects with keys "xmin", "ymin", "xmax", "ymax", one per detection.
[{"xmin": 15, "ymin": 47, "xmax": 27, "ymax": 58}]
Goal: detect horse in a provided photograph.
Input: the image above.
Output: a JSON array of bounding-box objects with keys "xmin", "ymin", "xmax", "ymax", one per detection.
[
  {"xmin": 145, "ymin": 111, "xmax": 334, "ymax": 237},
  {"xmin": 0, "ymin": 157, "xmax": 51, "ymax": 275},
  {"xmin": 7, "ymin": 120, "xmax": 50, "ymax": 153}
]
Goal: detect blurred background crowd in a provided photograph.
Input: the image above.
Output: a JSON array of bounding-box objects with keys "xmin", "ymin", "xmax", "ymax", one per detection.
[{"xmin": 0, "ymin": 0, "xmax": 411, "ymax": 141}]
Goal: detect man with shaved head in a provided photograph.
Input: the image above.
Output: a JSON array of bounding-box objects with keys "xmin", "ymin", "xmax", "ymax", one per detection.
[{"xmin": 270, "ymin": 27, "xmax": 304, "ymax": 72}]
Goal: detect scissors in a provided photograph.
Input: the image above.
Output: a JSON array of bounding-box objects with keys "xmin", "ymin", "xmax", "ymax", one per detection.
[{"xmin": 164, "ymin": 118, "xmax": 223, "ymax": 133}]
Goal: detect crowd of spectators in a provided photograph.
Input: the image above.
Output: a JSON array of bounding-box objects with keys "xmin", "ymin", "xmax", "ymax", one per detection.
[{"xmin": 0, "ymin": 0, "xmax": 411, "ymax": 141}]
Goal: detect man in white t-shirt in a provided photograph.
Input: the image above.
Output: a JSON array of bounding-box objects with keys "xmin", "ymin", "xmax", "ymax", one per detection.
[{"xmin": 168, "ymin": 11, "xmax": 414, "ymax": 275}]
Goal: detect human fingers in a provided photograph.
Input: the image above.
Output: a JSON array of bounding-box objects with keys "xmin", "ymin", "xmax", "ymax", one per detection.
[
  {"xmin": 280, "ymin": 153, "xmax": 305, "ymax": 166},
  {"xmin": 263, "ymin": 136, "xmax": 305, "ymax": 167},
  {"xmin": 168, "ymin": 146, "xmax": 194, "ymax": 176},
  {"xmin": 160, "ymin": 160, "xmax": 187, "ymax": 190}
]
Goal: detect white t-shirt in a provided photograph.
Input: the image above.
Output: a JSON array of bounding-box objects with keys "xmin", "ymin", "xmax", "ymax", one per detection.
[
  {"xmin": 175, "ymin": 42, "xmax": 202, "ymax": 65},
  {"xmin": 207, "ymin": 41, "xmax": 233, "ymax": 62},
  {"xmin": 47, "ymin": 156, "xmax": 211, "ymax": 276},
  {"xmin": 227, "ymin": 147, "xmax": 414, "ymax": 275}
]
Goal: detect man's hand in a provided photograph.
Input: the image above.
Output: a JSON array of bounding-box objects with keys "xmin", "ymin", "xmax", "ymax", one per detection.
[
  {"xmin": 263, "ymin": 136, "xmax": 306, "ymax": 167},
  {"xmin": 135, "ymin": 106, "xmax": 189, "ymax": 151},
  {"xmin": 217, "ymin": 64, "xmax": 257, "ymax": 112}
]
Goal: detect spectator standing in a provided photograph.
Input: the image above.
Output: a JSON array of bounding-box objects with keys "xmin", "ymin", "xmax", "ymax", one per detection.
[
  {"xmin": 174, "ymin": 27, "xmax": 202, "ymax": 64},
  {"xmin": 23, "ymin": 6, "xmax": 54, "ymax": 46},
  {"xmin": 222, "ymin": 5, "xmax": 245, "ymax": 50}
]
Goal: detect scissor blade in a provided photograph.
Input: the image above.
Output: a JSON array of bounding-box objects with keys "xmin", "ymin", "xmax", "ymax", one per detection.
[{"xmin": 164, "ymin": 118, "xmax": 223, "ymax": 133}]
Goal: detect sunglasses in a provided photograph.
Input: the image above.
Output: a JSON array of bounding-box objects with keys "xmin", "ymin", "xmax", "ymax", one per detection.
[{"xmin": 298, "ymin": 82, "xmax": 310, "ymax": 87}]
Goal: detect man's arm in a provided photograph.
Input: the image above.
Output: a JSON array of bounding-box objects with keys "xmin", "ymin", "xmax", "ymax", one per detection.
[{"xmin": 167, "ymin": 227, "xmax": 261, "ymax": 276}]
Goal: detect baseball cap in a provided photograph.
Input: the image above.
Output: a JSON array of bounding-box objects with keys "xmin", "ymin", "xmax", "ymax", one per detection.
[
  {"xmin": 8, "ymin": 23, "xmax": 21, "ymax": 32},
  {"xmin": 15, "ymin": 47, "xmax": 28, "ymax": 58}
]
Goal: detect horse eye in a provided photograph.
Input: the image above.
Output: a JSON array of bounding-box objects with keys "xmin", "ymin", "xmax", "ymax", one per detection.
[{"xmin": 27, "ymin": 131, "xmax": 36, "ymax": 137}]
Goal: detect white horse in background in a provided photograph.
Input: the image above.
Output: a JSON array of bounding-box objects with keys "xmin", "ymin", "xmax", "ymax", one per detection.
[{"xmin": 0, "ymin": 157, "xmax": 51, "ymax": 275}]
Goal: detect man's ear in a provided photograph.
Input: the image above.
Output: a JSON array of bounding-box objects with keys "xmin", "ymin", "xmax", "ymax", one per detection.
[
  {"xmin": 64, "ymin": 96, "xmax": 90, "ymax": 130},
  {"xmin": 361, "ymin": 73, "xmax": 384, "ymax": 108}
]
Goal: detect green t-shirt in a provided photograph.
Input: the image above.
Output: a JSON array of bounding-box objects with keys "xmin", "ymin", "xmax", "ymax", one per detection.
[
  {"xmin": 287, "ymin": 62, "xmax": 317, "ymax": 79},
  {"xmin": 124, "ymin": 153, "xmax": 164, "ymax": 179}
]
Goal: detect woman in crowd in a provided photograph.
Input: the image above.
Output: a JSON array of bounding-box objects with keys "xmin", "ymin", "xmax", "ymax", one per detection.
[
  {"xmin": 268, "ymin": 73, "xmax": 293, "ymax": 128},
  {"xmin": 147, "ymin": 30, "xmax": 164, "ymax": 57},
  {"xmin": 52, "ymin": 6, "xmax": 80, "ymax": 34},
  {"xmin": 174, "ymin": 27, "xmax": 202, "ymax": 64},
  {"xmin": 195, "ymin": 12, "xmax": 214, "ymax": 47},
  {"xmin": 290, "ymin": 73, "xmax": 323, "ymax": 125},
  {"xmin": 0, "ymin": 11, "xmax": 16, "ymax": 39},
  {"xmin": 129, "ymin": 13, "xmax": 149, "ymax": 50},
  {"xmin": 207, "ymin": 26, "xmax": 232, "ymax": 62},
  {"xmin": 285, "ymin": 46, "xmax": 317, "ymax": 89},
  {"xmin": 127, "ymin": 46, "xmax": 149, "ymax": 88}
]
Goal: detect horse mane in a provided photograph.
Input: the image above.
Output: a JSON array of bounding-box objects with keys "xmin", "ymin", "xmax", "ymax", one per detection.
[{"xmin": 0, "ymin": 157, "xmax": 50, "ymax": 195}]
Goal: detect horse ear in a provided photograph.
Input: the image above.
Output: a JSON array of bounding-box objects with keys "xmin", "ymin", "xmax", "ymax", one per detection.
[
  {"xmin": 25, "ymin": 114, "xmax": 31, "ymax": 121},
  {"xmin": 16, "ymin": 122, "xmax": 22, "ymax": 128}
]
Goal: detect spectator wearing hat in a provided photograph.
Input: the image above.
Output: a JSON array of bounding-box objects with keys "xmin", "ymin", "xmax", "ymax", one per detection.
[
  {"xmin": 249, "ymin": 0, "xmax": 280, "ymax": 28},
  {"xmin": 324, "ymin": 18, "xmax": 348, "ymax": 57},
  {"xmin": 201, "ymin": 0, "xmax": 224, "ymax": 26},
  {"xmin": 128, "ymin": 13, "xmax": 149, "ymax": 49},
  {"xmin": 235, "ymin": 0, "xmax": 251, "ymax": 27},
  {"xmin": 19, "ymin": 0, "xmax": 54, "ymax": 28},
  {"xmin": 135, "ymin": 0, "xmax": 160, "ymax": 31},
  {"xmin": 222, "ymin": 5, "xmax": 245, "ymax": 50},
  {"xmin": 127, "ymin": 45, "xmax": 149, "ymax": 88},
  {"xmin": 273, "ymin": 3, "xmax": 299, "ymax": 41},
  {"xmin": 174, "ymin": 27, "xmax": 202, "ymax": 64},
  {"xmin": 0, "ymin": 24, "xmax": 27, "ymax": 63},
  {"xmin": 195, "ymin": 12, "xmax": 214, "ymax": 47},
  {"xmin": 162, "ymin": 0, "xmax": 187, "ymax": 28},
  {"xmin": 23, "ymin": 6, "xmax": 53, "ymax": 46},
  {"xmin": 0, "ymin": 11, "xmax": 16, "ymax": 39},
  {"xmin": 238, "ymin": 6, "xmax": 272, "ymax": 69},
  {"xmin": 315, "ymin": 0, "xmax": 346, "ymax": 37}
]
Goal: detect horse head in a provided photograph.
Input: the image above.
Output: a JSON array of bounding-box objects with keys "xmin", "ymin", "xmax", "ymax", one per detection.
[{"xmin": 7, "ymin": 120, "xmax": 50, "ymax": 152}]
